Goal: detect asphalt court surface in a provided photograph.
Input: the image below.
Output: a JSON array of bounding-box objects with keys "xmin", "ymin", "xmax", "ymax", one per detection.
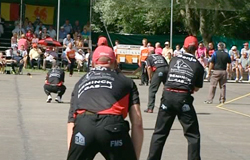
[{"xmin": 0, "ymin": 71, "xmax": 250, "ymax": 160}]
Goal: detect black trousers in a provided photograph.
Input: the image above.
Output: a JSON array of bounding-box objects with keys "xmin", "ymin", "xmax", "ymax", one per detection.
[
  {"xmin": 43, "ymin": 84, "xmax": 66, "ymax": 98},
  {"xmin": 68, "ymin": 58, "xmax": 76, "ymax": 75},
  {"xmin": 141, "ymin": 61, "xmax": 148, "ymax": 84},
  {"xmin": 11, "ymin": 62, "xmax": 24, "ymax": 73},
  {"xmin": 147, "ymin": 67, "xmax": 168, "ymax": 110},
  {"xmin": 67, "ymin": 114, "xmax": 137, "ymax": 160},
  {"xmin": 147, "ymin": 90, "xmax": 201, "ymax": 160},
  {"xmin": 30, "ymin": 58, "xmax": 41, "ymax": 69}
]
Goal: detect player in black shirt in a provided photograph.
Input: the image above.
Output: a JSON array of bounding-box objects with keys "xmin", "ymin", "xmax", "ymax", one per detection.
[
  {"xmin": 144, "ymin": 48, "xmax": 169, "ymax": 113},
  {"xmin": 147, "ymin": 36, "xmax": 204, "ymax": 160},
  {"xmin": 44, "ymin": 66, "xmax": 66, "ymax": 103},
  {"xmin": 204, "ymin": 42, "xmax": 231, "ymax": 104},
  {"xmin": 67, "ymin": 46, "xmax": 143, "ymax": 160}
]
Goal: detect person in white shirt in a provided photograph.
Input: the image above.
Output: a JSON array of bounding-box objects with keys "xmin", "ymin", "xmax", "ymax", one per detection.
[
  {"xmin": 43, "ymin": 47, "xmax": 58, "ymax": 70},
  {"xmin": 240, "ymin": 42, "xmax": 250, "ymax": 57},
  {"xmin": 162, "ymin": 41, "xmax": 173, "ymax": 60},
  {"xmin": 48, "ymin": 26, "xmax": 57, "ymax": 39},
  {"xmin": 75, "ymin": 49, "xmax": 85, "ymax": 72},
  {"xmin": 173, "ymin": 44, "xmax": 182, "ymax": 57},
  {"xmin": 19, "ymin": 45, "xmax": 28, "ymax": 68},
  {"xmin": 63, "ymin": 34, "xmax": 74, "ymax": 48}
]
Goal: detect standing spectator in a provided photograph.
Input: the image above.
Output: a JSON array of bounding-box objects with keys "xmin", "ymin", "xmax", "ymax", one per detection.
[
  {"xmin": 63, "ymin": 34, "xmax": 74, "ymax": 48},
  {"xmin": 11, "ymin": 50, "xmax": 24, "ymax": 74},
  {"xmin": 11, "ymin": 33, "xmax": 18, "ymax": 48},
  {"xmin": 26, "ymin": 21, "xmax": 34, "ymax": 32},
  {"xmin": 162, "ymin": 41, "xmax": 173, "ymax": 60},
  {"xmin": 65, "ymin": 43, "xmax": 76, "ymax": 76},
  {"xmin": 73, "ymin": 20, "xmax": 81, "ymax": 33},
  {"xmin": 173, "ymin": 44, "xmax": 182, "ymax": 57},
  {"xmin": 139, "ymin": 38, "xmax": 149, "ymax": 86},
  {"xmin": 25, "ymin": 29, "xmax": 34, "ymax": 43},
  {"xmin": 205, "ymin": 42, "xmax": 231, "ymax": 104},
  {"xmin": 59, "ymin": 26, "xmax": 67, "ymax": 42},
  {"xmin": 154, "ymin": 42, "xmax": 162, "ymax": 52},
  {"xmin": 48, "ymin": 26, "xmax": 56, "ymax": 39},
  {"xmin": 29, "ymin": 43, "xmax": 42, "ymax": 69},
  {"xmin": 75, "ymin": 49, "xmax": 85, "ymax": 72},
  {"xmin": 63, "ymin": 19, "xmax": 72, "ymax": 34},
  {"xmin": 23, "ymin": 17, "xmax": 29, "ymax": 30},
  {"xmin": 207, "ymin": 42, "xmax": 215, "ymax": 58},
  {"xmin": 198, "ymin": 54, "xmax": 209, "ymax": 79},
  {"xmin": 33, "ymin": 17, "xmax": 41, "ymax": 28},
  {"xmin": 238, "ymin": 52, "xmax": 250, "ymax": 82},
  {"xmin": 0, "ymin": 14, "xmax": 5, "ymax": 37},
  {"xmin": 147, "ymin": 42, "xmax": 155, "ymax": 52},
  {"xmin": 43, "ymin": 47, "xmax": 58, "ymax": 70},
  {"xmin": 32, "ymin": 34, "xmax": 39, "ymax": 44},
  {"xmin": 195, "ymin": 42, "xmax": 207, "ymax": 59},
  {"xmin": 240, "ymin": 42, "xmax": 250, "ymax": 57},
  {"xmin": 18, "ymin": 34, "xmax": 28, "ymax": 50},
  {"xmin": 165, "ymin": 52, "xmax": 172, "ymax": 64},
  {"xmin": 19, "ymin": 45, "xmax": 28, "ymax": 69}
]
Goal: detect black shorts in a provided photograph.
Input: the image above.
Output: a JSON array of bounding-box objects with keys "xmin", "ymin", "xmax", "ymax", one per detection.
[{"xmin": 67, "ymin": 114, "xmax": 137, "ymax": 160}]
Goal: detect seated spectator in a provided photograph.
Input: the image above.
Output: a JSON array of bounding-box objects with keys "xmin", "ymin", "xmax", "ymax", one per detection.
[
  {"xmin": 48, "ymin": 26, "xmax": 56, "ymax": 39},
  {"xmin": 61, "ymin": 51, "xmax": 68, "ymax": 70},
  {"xmin": 207, "ymin": 42, "xmax": 215, "ymax": 58},
  {"xmin": 26, "ymin": 29, "xmax": 34, "ymax": 43},
  {"xmin": 26, "ymin": 21, "xmax": 34, "ymax": 32},
  {"xmin": 11, "ymin": 50, "xmax": 24, "ymax": 74},
  {"xmin": 63, "ymin": 19, "xmax": 72, "ymax": 34},
  {"xmin": 11, "ymin": 33, "xmax": 18, "ymax": 48},
  {"xmin": 12, "ymin": 25, "xmax": 26, "ymax": 35},
  {"xmin": 37, "ymin": 27, "xmax": 43, "ymax": 39},
  {"xmin": 32, "ymin": 34, "xmax": 39, "ymax": 44},
  {"xmin": 0, "ymin": 52, "xmax": 6, "ymax": 73},
  {"xmin": 81, "ymin": 27, "xmax": 90, "ymax": 40},
  {"xmin": 173, "ymin": 44, "xmax": 182, "ymax": 57},
  {"xmin": 73, "ymin": 31, "xmax": 79, "ymax": 41},
  {"xmin": 5, "ymin": 48, "xmax": 13, "ymax": 58},
  {"xmin": 19, "ymin": 45, "xmax": 28, "ymax": 68},
  {"xmin": 113, "ymin": 40, "xmax": 119, "ymax": 56},
  {"xmin": 13, "ymin": 46, "xmax": 18, "ymax": 56},
  {"xmin": 198, "ymin": 54, "xmax": 208, "ymax": 79},
  {"xmin": 35, "ymin": 22, "xmax": 46, "ymax": 35},
  {"xmin": 238, "ymin": 52, "xmax": 250, "ymax": 81},
  {"xmin": 18, "ymin": 34, "xmax": 28, "ymax": 50},
  {"xmin": 75, "ymin": 35, "xmax": 83, "ymax": 48},
  {"xmin": 42, "ymin": 28, "xmax": 48, "ymax": 39},
  {"xmin": 63, "ymin": 34, "xmax": 74, "ymax": 48},
  {"xmin": 195, "ymin": 42, "xmax": 207, "ymax": 59},
  {"xmin": 73, "ymin": 20, "xmax": 81, "ymax": 33},
  {"xmin": 59, "ymin": 26, "xmax": 67, "ymax": 42},
  {"xmin": 42, "ymin": 47, "xmax": 58, "ymax": 70},
  {"xmin": 0, "ymin": 14, "xmax": 5, "ymax": 37},
  {"xmin": 84, "ymin": 21, "xmax": 91, "ymax": 32},
  {"xmin": 229, "ymin": 55, "xmax": 240, "ymax": 82},
  {"xmin": 241, "ymin": 42, "xmax": 250, "ymax": 57},
  {"xmin": 165, "ymin": 52, "xmax": 172, "ymax": 64},
  {"xmin": 75, "ymin": 49, "xmax": 85, "ymax": 72},
  {"xmin": 23, "ymin": 17, "xmax": 29, "ymax": 30},
  {"xmin": 33, "ymin": 17, "xmax": 41, "ymax": 28},
  {"xmin": 229, "ymin": 46, "xmax": 240, "ymax": 60},
  {"xmin": 29, "ymin": 43, "xmax": 42, "ymax": 69}
]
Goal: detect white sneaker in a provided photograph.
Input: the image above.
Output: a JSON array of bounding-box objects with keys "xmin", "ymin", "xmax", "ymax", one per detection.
[
  {"xmin": 46, "ymin": 95, "xmax": 52, "ymax": 103},
  {"xmin": 235, "ymin": 78, "xmax": 239, "ymax": 82},
  {"xmin": 239, "ymin": 77, "xmax": 243, "ymax": 81},
  {"xmin": 55, "ymin": 96, "xmax": 63, "ymax": 103}
]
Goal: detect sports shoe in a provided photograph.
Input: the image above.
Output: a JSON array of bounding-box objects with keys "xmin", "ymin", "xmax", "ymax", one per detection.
[
  {"xmin": 235, "ymin": 78, "xmax": 239, "ymax": 82},
  {"xmin": 46, "ymin": 95, "xmax": 52, "ymax": 103},
  {"xmin": 239, "ymin": 77, "xmax": 243, "ymax": 82},
  {"xmin": 204, "ymin": 100, "xmax": 213, "ymax": 104},
  {"xmin": 55, "ymin": 96, "xmax": 63, "ymax": 103}
]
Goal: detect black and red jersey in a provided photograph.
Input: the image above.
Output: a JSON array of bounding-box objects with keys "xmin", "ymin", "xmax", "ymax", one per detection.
[
  {"xmin": 147, "ymin": 54, "xmax": 168, "ymax": 72},
  {"xmin": 45, "ymin": 68, "xmax": 65, "ymax": 86},
  {"xmin": 68, "ymin": 67, "xmax": 140, "ymax": 123}
]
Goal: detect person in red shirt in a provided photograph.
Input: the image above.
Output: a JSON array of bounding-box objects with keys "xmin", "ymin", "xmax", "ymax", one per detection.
[
  {"xmin": 25, "ymin": 29, "xmax": 33, "ymax": 44},
  {"xmin": 139, "ymin": 38, "xmax": 149, "ymax": 86},
  {"xmin": 66, "ymin": 43, "xmax": 76, "ymax": 77}
]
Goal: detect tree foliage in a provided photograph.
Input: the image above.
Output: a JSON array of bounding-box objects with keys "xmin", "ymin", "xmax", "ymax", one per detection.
[{"xmin": 92, "ymin": 0, "xmax": 250, "ymax": 43}]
